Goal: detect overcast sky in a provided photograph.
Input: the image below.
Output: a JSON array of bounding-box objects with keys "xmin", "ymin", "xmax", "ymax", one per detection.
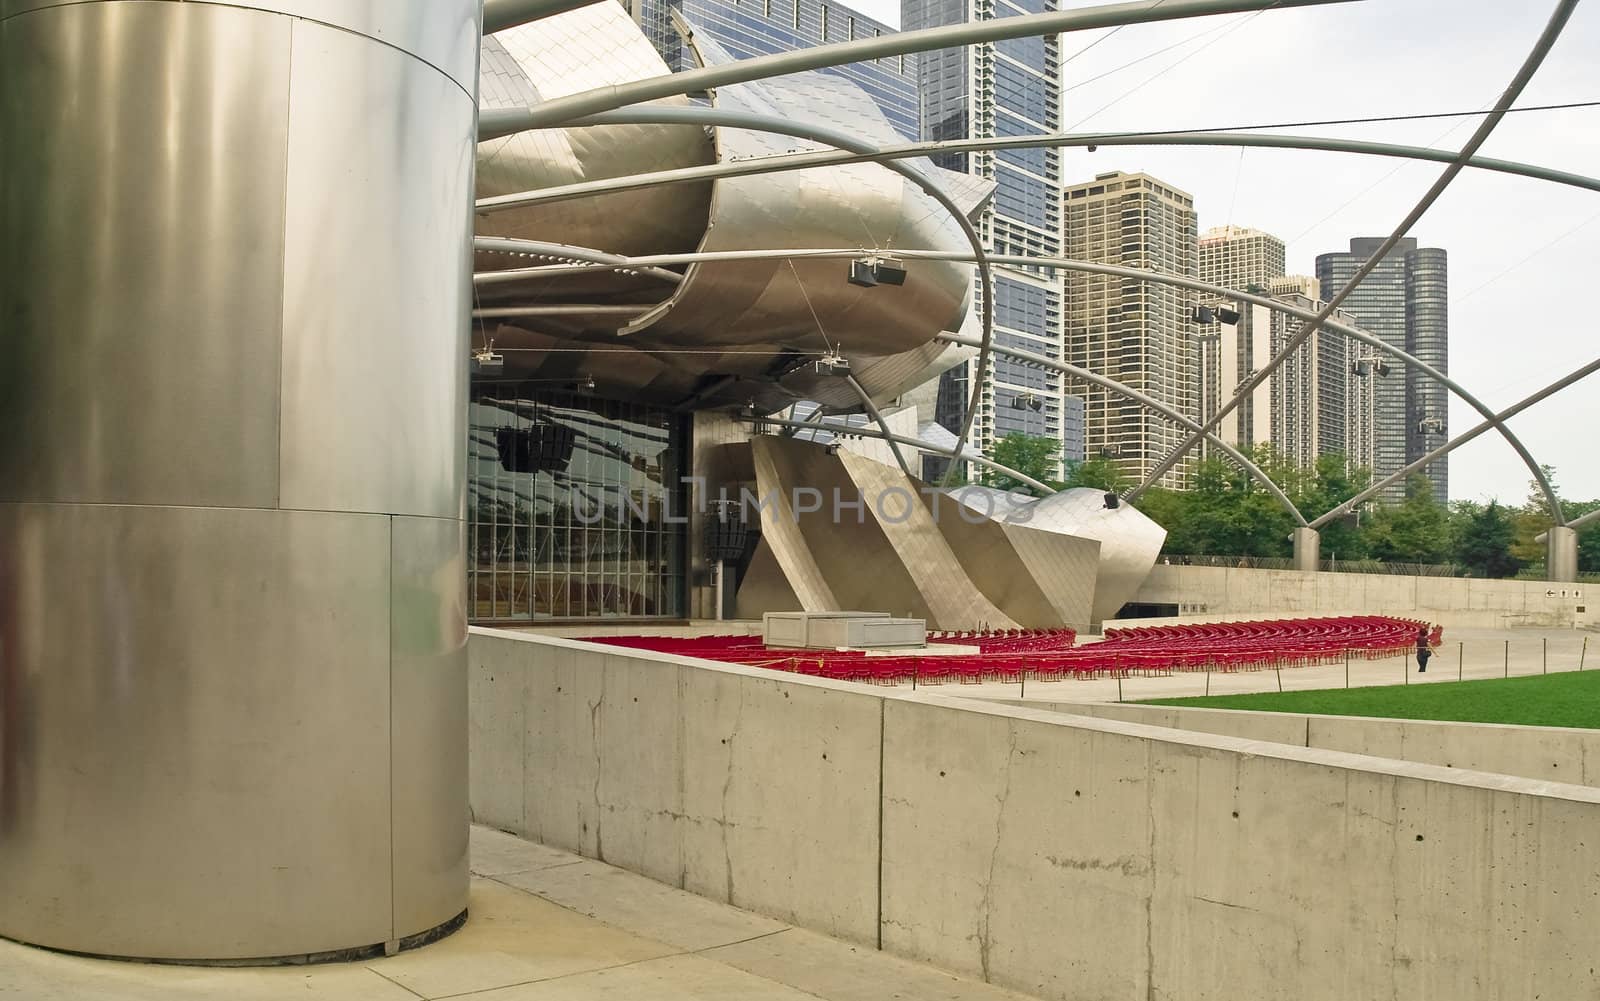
[{"xmin": 846, "ymin": 0, "xmax": 1600, "ymax": 505}]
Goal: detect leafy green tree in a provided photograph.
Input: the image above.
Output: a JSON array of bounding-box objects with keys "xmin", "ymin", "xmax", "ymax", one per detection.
[
  {"xmin": 1452, "ymin": 500, "xmax": 1526, "ymax": 578},
  {"xmin": 1359, "ymin": 475, "xmax": 1452, "ymax": 564},
  {"xmin": 1286, "ymin": 451, "xmax": 1372, "ymax": 562},
  {"xmin": 1510, "ymin": 465, "xmax": 1561, "ymax": 565},
  {"xmin": 1573, "ymin": 500, "xmax": 1600, "ymax": 573},
  {"xmin": 983, "ymin": 433, "xmax": 1061, "ymax": 495},
  {"xmin": 1063, "ymin": 455, "xmax": 1129, "ymax": 492}
]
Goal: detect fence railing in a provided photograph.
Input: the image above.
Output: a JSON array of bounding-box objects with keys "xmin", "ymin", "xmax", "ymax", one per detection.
[{"xmin": 1162, "ymin": 554, "xmax": 1462, "ymax": 577}]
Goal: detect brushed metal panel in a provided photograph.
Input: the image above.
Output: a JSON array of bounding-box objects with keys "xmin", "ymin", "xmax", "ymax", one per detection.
[
  {"xmin": 0, "ymin": 1, "xmax": 482, "ymax": 92},
  {"xmin": 0, "ymin": 3, "xmax": 288, "ymax": 509},
  {"xmin": 622, "ymin": 33, "xmax": 973, "ymax": 358},
  {"xmin": 838, "ymin": 449, "xmax": 1017, "ymax": 629},
  {"xmin": 998, "ymin": 521, "xmax": 1101, "ymax": 631},
  {"xmin": 475, "ymin": 9, "xmax": 714, "ymax": 289},
  {"xmin": 278, "ymin": 20, "xmax": 474, "ymax": 520},
  {"xmin": 924, "ymin": 492, "xmax": 1072, "ymax": 628},
  {"xmin": 1006, "ymin": 489, "xmax": 1168, "ymax": 623},
  {"xmin": 390, "ymin": 515, "xmax": 470, "ymax": 938},
  {"xmin": 0, "ymin": 503, "xmax": 394, "ymax": 959}
]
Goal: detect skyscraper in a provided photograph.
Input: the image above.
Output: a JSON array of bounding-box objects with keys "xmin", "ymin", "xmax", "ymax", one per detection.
[
  {"xmin": 1196, "ymin": 226, "xmax": 1287, "ymax": 460},
  {"xmin": 906, "ymin": 0, "xmax": 1078, "ymax": 477},
  {"xmin": 633, "ymin": 0, "xmax": 921, "ymax": 139},
  {"xmin": 1316, "ymin": 238, "xmax": 1449, "ymax": 503},
  {"xmin": 1198, "ymin": 224, "xmax": 1286, "ymax": 292},
  {"xmin": 1063, "ymin": 170, "xmax": 1198, "ymax": 487}
]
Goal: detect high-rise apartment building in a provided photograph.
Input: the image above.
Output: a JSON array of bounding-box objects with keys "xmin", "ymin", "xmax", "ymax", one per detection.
[
  {"xmin": 634, "ymin": 0, "xmax": 920, "ymax": 139},
  {"xmin": 1196, "ymin": 226, "xmax": 1287, "ymax": 461},
  {"xmin": 1263, "ymin": 292, "xmax": 1374, "ymax": 473},
  {"xmin": 1198, "ymin": 269, "xmax": 1375, "ymax": 478},
  {"xmin": 1316, "ymin": 237, "xmax": 1449, "ymax": 503},
  {"xmin": 906, "ymin": 0, "xmax": 1080, "ymax": 478},
  {"xmin": 1198, "ymin": 224, "xmax": 1286, "ymax": 293},
  {"xmin": 1062, "ymin": 170, "xmax": 1198, "ymax": 488}
]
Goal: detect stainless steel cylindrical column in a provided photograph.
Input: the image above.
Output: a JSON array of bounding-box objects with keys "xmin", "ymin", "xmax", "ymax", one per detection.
[{"xmin": 0, "ymin": 0, "xmax": 480, "ymax": 961}]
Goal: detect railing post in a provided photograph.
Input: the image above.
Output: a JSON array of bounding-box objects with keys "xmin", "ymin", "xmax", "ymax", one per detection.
[
  {"xmin": 1458, "ymin": 641, "xmax": 1463, "ymax": 681},
  {"xmin": 1504, "ymin": 639, "xmax": 1510, "ymax": 678}
]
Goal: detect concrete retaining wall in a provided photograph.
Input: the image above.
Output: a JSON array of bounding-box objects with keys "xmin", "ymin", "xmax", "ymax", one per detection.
[
  {"xmin": 990, "ymin": 700, "xmax": 1600, "ymax": 787},
  {"xmin": 1131, "ymin": 564, "xmax": 1595, "ymax": 628},
  {"xmin": 469, "ymin": 626, "xmax": 1600, "ymax": 1001}
]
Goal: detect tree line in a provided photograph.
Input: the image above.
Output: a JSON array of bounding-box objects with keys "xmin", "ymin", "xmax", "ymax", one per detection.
[{"xmin": 985, "ymin": 433, "xmax": 1600, "ymax": 578}]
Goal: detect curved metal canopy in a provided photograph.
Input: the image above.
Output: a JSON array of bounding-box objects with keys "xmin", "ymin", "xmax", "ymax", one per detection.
[{"xmin": 568, "ymin": 104, "xmax": 996, "ymax": 489}]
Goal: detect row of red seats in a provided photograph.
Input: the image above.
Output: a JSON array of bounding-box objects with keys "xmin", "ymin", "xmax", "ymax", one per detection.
[
  {"xmin": 580, "ymin": 616, "xmax": 1439, "ymax": 686},
  {"xmin": 927, "ymin": 627, "xmax": 1077, "ymax": 653}
]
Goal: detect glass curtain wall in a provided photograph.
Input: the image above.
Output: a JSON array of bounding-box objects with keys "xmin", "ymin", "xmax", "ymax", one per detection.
[{"xmin": 469, "ymin": 382, "xmax": 689, "ymax": 620}]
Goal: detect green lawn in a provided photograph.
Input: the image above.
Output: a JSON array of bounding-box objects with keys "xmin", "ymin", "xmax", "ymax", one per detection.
[{"xmin": 1141, "ymin": 670, "xmax": 1600, "ymax": 729}]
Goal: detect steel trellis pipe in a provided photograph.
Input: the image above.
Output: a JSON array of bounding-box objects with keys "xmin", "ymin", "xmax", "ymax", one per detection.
[
  {"xmin": 482, "ymin": 0, "xmax": 607, "ymax": 33},
  {"xmin": 478, "ymin": 244, "xmax": 1566, "ymax": 525},
  {"xmin": 1314, "ymin": 356, "xmax": 1600, "ymax": 529},
  {"xmin": 934, "ymin": 333, "xmax": 1308, "ymax": 526},
  {"xmin": 567, "ymin": 105, "xmax": 996, "ymax": 488},
  {"xmin": 474, "ymin": 132, "xmax": 1600, "ymax": 216},
  {"xmin": 844, "ymin": 375, "xmax": 915, "ymax": 479},
  {"xmin": 1130, "ymin": 0, "xmax": 1579, "ymax": 507},
  {"xmin": 477, "ymin": 0, "xmax": 1357, "ymax": 138},
  {"xmin": 472, "ymin": 236, "xmax": 685, "ymax": 286},
  {"xmin": 738, "ymin": 416, "xmax": 1059, "ymax": 497},
  {"xmin": 1538, "ymin": 507, "xmax": 1600, "ymax": 542}
]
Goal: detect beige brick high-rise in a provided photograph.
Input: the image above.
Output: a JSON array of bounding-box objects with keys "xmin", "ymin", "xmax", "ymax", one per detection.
[{"xmin": 1063, "ymin": 171, "xmax": 1197, "ymax": 487}]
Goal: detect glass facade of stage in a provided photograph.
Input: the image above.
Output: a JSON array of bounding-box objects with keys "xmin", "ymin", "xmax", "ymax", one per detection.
[{"xmin": 469, "ymin": 382, "xmax": 690, "ymax": 620}]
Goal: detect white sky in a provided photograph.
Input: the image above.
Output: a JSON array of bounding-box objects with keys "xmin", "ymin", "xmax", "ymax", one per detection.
[{"xmin": 845, "ymin": 0, "xmax": 1600, "ymax": 504}]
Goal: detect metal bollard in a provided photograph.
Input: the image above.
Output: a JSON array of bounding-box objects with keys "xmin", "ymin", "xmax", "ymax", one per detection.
[
  {"xmin": 1458, "ymin": 641, "xmax": 1463, "ymax": 682},
  {"xmin": 1504, "ymin": 639, "xmax": 1509, "ymax": 678}
]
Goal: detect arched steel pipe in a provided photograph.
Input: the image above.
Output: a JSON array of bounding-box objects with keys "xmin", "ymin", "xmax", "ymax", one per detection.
[
  {"xmin": 474, "ymin": 131, "xmax": 1600, "ymax": 216},
  {"xmin": 568, "ymin": 105, "xmax": 996, "ymax": 488},
  {"xmin": 479, "ymin": 243, "xmax": 1566, "ymax": 526},
  {"xmin": 477, "ymin": 0, "xmax": 1356, "ymax": 137},
  {"xmin": 1314, "ymin": 355, "xmax": 1600, "ymax": 529},
  {"xmin": 472, "ymin": 305, "xmax": 647, "ymax": 318},
  {"xmin": 844, "ymin": 375, "xmax": 915, "ymax": 479},
  {"xmin": 1537, "ymin": 507, "xmax": 1600, "ymax": 543},
  {"xmin": 1132, "ymin": 0, "xmax": 1578, "ymax": 506},
  {"xmin": 483, "ymin": 0, "xmax": 607, "ymax": 33},
  {"xmin": 933, "ymin": 333, "xmax": 1308, "ymax": 527},
  {"xmin": 739, "ymin": 416, "xmax": 1059, "ymax": 497},
  {"xmin": 473, "ymin": 236, "xmax": 685, "ymax": 286}
]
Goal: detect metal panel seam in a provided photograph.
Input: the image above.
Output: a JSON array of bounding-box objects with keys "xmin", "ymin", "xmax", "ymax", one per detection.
[{"xmin": 0, "ymin": 1, "xmax": 477, "ymax": 100}]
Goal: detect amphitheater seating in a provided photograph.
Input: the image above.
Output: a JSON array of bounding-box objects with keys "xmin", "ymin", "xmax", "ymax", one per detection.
[{"xmin": 581, "ymin": 616, "xmax": 1438, "ymax": 686}]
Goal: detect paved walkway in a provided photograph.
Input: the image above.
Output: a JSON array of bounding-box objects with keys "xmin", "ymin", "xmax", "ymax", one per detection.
[{"xmin": 0, "ymin": 827, "xmax": 1037, "ymax": 1001}]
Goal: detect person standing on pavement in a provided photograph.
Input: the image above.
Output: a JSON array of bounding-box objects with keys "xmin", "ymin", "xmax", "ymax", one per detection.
[{"xmin": 1415, "ymin": 626, "xmax": 1433, "ymax": 673}]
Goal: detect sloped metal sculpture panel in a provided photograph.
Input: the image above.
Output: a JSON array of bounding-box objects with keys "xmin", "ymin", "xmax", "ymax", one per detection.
[
  {"xmin": 1005, "ymin": 489, "xmax": 1168, "ymax": 623},
  {"xmin": 739, "ymin": 437, "xmax": 1139, "ymax": 630}
]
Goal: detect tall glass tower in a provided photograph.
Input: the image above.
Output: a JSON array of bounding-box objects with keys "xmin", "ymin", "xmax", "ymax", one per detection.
[
  {"xmin": 633, "ymin": 0, "xmax": 921, "ymax": 139},
  {"xmin": 904, "ymin": 0, "xmax": 1080, "ymax": 476},
  {"xmin": 1316, "ymin": 237, "xmax": 1449, "ymax": 503}
]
